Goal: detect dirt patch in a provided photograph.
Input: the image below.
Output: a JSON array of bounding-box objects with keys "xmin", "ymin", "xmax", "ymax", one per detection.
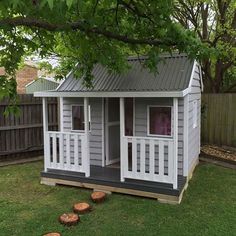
[{"xmin": 201, "ymin": 145, "xmax": 236, "ymax": 163}]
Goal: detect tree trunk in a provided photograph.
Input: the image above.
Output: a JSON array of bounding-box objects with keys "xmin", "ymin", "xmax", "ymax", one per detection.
[
  {"xmin": 214, "ymin": 61, "xmax": 224, "ymax": 93},
  {"xmin": 91, "ymin": 191, "xmax": 106, "ymax": 203}
]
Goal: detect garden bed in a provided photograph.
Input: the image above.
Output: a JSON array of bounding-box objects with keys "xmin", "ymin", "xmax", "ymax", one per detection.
[{"xmin": 201, "ymin": 145, "xmax": 236, "ymax": 166}]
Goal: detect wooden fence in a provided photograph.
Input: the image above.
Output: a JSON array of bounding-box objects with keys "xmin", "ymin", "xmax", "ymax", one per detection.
[
  {"xmin": 201, "ymin": 93, "xmax": 236, "ymax": 147},
  {"xmin": 0, "ymin": 94, "xmax": 58, "ymax": 161}
]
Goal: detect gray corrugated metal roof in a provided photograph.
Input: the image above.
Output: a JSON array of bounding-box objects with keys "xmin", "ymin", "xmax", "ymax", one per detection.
[{"xmin": 57, "ymin": 53, "xmax": 194, "ymax": 92}]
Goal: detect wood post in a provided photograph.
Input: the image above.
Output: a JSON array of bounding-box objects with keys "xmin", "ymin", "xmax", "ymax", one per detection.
[
  {"xmin": 183, "ymin": 94, "xmax": 189, "ymax": 177},
  {"xmin": 84, "ymin": 97, "xmax": 90, "ymax": 177},
  {"xmin": 42, "ymin": 97, "xmax": 50, "ymax": 171},
  {"xmin": 120, "ymin": 97, "xmax": 125, "ymax": 182},
  {"xmin": 173, "ymin": 98, "xmax": 178, "ymax": 189}
]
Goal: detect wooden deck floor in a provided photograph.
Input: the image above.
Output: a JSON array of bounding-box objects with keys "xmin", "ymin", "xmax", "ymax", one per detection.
[{"xmin": 41, "ymin": 166, "xmax": 186, "ymax": 198}]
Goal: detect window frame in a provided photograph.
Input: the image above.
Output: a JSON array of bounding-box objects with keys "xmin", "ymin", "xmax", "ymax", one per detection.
[
  {"xmin": 71, "ymin": 104, "xmax": 91, "ymax": 132},
  {"xmin": 124, "ymin": 97, "xmax": 135, "ymax": 136},
  {"xmin": 147, "ymin": 105, "xmax": 173, "ymax": 138},
  {"xmin": 193, "ymin": 100, "xmax": 198, "ymax": 129}
]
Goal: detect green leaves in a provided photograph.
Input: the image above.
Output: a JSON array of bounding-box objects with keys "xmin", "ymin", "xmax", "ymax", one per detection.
[
  {"xmin": 46, "ymin": 0, "xmax": 75, "ymax": 10},
  {"xmin": 66, "ymin": 0, "xmax": 74, "ymax": 9},
  {"xmin": 47, "ymin": 0, "xmax": 54, "ymax": 10},
  {"xmin": 0, "ymin": 0, "xmax": 208, "ymax": 104}
]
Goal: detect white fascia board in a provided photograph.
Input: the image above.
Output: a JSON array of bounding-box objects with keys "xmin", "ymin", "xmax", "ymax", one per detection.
[
  {"xmin": 182, "ymin": 87, "xmax": 191, "ymax": 96},
  {"xmin": 55, "ymin": 78, "xmax": 65, "ymax": 90},
  {"xmin": 25, "ymin": 80, "xmax": 36, "ymax": 87},
  {"xmin": 44, "ymin": 77, "xmax": 60, "ymax": 84},
  {"xmin": 55, "ymin": 63, "xmax": 79, "ymax": 91},
  {"xmin": 188, "ymin": 60, "xmax": 197, "ymax": 89},
  {"xmin": 187, "ymin": 60, "xmax": 204, "ymax": 94},
  {"xmin": 199, "ymin": 65, "xmax": 204, "ymax": 92},
  {"xmin": 34, "ymin": 90, "xmax": 186, "ymax": 98}
]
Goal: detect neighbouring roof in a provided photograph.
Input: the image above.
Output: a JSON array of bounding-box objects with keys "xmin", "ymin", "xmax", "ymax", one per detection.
[
  {"xmin": 57, "ymin": 53, "xmax": 194, "ymax": 92},
  {"xmin": 25, "ymin": 77, "xmax": 60, "ymax": 87}
]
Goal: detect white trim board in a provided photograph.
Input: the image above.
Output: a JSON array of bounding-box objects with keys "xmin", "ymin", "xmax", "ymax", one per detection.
[
  {"xmin": 101, "ymin": 98, "xmax": 105, "ymax": 167},
  {"xmin": 55, "ymin": 62, "xmax": 79, "ymax": 91},
  {"xmin": 133, "ymin": 98, "xmax": 135, "ymax": 136},
  {"xmin": 59, "ymin": 97, "xmax": 64, "ymax": 132},
  {"xmin": 188, "ymin": 60, "xmax": 197, "ymax": 89},
  {"xmin": 183, "ymin": 94, "xmax": 189, "ymax": 177},
  {"xmin": 188, "ymin": 60, "xmax": 203, "ymax": 91},
  {"xmin": 34, "ymin": 90, "xmax": 189, "ymax": 98}
]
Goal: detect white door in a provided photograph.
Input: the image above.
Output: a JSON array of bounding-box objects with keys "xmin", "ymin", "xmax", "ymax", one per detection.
[{"xmin": 105, "ymin": 98, "xmax": 120, "ymax": 165}]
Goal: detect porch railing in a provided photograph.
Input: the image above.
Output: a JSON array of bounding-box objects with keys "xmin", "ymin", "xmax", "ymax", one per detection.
[
  {"xmin": 121, "ymin": 136, "xmax": 176, "ymax": 186},
  {"xmin": 44, "ymin": 131, "xmax": 89, "ymax": 176}
]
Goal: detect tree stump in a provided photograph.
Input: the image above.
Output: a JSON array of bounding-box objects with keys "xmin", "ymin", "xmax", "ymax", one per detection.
[
  {"xmin": 73, "ymin": 202, "xmax": 91, "ymax": 214},
  {"xmin": 43, "ymin": 233, "xmax": 61, "ymax": 236},
  {"xmin": 59, "ymin": 213, "xmax": 80, "ymax": 226},
  {"xmin": 91, "ymin": 191, "xmax": 106, "ymax": 203}
]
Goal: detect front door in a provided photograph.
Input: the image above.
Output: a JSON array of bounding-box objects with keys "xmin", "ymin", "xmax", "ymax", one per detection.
[{"xmin": 105, "ymin": 98, "xmax": 120, "ymax": 165}]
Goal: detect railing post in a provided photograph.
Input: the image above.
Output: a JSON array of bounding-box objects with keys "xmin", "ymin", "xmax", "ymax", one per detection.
[
  {"xmin": 42, "ymin": 97, "xmax": 50, "ymax": 171},
  {"xmin": 84, "ymin": 97, "xmax": 90, "ymax": 177},
  {"xmin": 59, "ymin": 97, "xmax": 64, "ymax": 132},
  {"xmin": 173, "ymin": 98, "xmax": 178, "ymax": 189},
  {"xmin": 120, "ymin": 97, "xmax": 125, "ymax": 182}
]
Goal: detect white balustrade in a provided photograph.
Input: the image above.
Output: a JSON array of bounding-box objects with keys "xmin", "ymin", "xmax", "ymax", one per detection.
[
  {"xmin": 121, "ymin": 136, "xmax": 175, "ymax": 186},
  {"xmin": 44, "ymin": 131, "xmax": 89, "ymax": 176}
]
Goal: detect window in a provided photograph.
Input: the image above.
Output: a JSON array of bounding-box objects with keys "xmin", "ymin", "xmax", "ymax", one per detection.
[
  {"xmin": 125, "ymin": 98, "xmax": 134, "ymax": 136},
  {"xmin": 148, "ymin": 106, "xmax": 172, "ymax": 136},
  {"xmin": 193, "ymin": 100, "xmax": 198, "ymax": 128},
  {"xmin": 72, "ymin": 105, "xmax": 91, "ymax": 131}
]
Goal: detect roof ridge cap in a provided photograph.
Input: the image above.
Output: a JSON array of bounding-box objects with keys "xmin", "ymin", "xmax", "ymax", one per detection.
[{"xmin": 127, "ymin": 53, "xmax": 189, "ymax": 61}]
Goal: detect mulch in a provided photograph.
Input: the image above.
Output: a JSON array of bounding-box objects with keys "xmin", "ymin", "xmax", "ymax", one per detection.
[{"xmin": 201, "ymin": 145, "xmax": 236, "ymax": 163}]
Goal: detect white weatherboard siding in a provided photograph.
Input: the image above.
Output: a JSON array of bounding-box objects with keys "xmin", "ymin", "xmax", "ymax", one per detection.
[
  {"xmin": 187, "ymin": 65, "xmax": 201, "ymax": 174},
  {"xmin": 89, "ymin": 98, "xmax": 103, "ymax": 166},
  {"xmin": 61, "ymin": 90, "xmax": 199, "ymax": 177},
  {"xmin": 63, "ymin": 97, "xmax": 103, "ymax": 166},
  {"xmin": 134, "ymin": 97, "xmax": 184, "ymax": 175}
]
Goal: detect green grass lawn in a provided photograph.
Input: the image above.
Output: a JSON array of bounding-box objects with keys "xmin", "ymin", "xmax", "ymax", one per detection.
[{"xmin": 0, "ymin": 162, "xmax": 235, "ymax": 236}]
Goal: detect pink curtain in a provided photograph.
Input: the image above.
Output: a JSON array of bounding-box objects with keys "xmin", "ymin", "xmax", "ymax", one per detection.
[
  {"xmin": 150, "ymin": 107, "xmax": 171, "ymax": 136},
  {"xmin": 125, "ymin": 98, "xmax": 133, "ymax": 136}
]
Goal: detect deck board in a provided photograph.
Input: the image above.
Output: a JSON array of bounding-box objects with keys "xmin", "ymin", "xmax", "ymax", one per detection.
[{"xmin": 42, "ymin": 165, "xmax": 186, "ymax": 197}]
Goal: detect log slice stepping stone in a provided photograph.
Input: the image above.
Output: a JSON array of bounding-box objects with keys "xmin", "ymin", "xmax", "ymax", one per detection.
[
  {"xmin": 43, "ymin": 233, "xmax": 61, "ymax": 236},
  {"xmin": 73, "ymin": 202, "xmax": 91, "ymax": 214},
  {"xmin": 59, "ymin": 213, "xmax": 80, "ymax": 226},
  {"xmin": 91, "ymin": 191, "xmax": 106, "ymax": 203}
]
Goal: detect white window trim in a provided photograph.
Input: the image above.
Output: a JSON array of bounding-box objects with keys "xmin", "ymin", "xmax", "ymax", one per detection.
[
  {"xmin": 193, "ymin": 100, "xmax": 198, "ymax": 129},
  {"xmin": 147, "ymin": 105, "xmax": 173, "ymax": 138},
  {"xmin": 71, "ymin": 104, "xmax": 91, "ymax": 132}
]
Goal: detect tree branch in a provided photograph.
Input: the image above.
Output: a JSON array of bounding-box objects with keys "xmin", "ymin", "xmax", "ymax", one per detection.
[{"xmin": 0, "ymin": 16, "xmax": 174, "ymax": 47}]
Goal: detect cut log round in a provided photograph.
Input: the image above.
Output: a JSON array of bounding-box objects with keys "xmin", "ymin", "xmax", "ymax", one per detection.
[
  {"xmin": 73, "ymin": 202, "xmax": 91, "ymax": 214},
  {"xmin": 59, "ymin": 213, "xmax": 80, "ymax": 226},
  {"xmin": 91, "ymin": 191, "xmax": 106, "ymax": 203},
  {"xmin": 43, "ymin": 233, "xmax": 61, "ymax": 236}
]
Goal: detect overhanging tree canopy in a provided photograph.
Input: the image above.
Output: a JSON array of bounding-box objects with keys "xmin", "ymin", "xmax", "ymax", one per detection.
[
  {"xmin": 0, "ymin": 0, "xmax": 208, "ymax": 110},
  {"xmin": 173, "ymin": 0, "xmax": 236, "ymax": 93}
]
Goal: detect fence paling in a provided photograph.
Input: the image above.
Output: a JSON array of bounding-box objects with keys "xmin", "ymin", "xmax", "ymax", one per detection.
[
  {"xmin": 201, "ymin": 94, "xmax": 236, "ymax": 147},
  {"xmin": 0, "ymin": 94, "xmax": 58, "ymax": 160}
]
